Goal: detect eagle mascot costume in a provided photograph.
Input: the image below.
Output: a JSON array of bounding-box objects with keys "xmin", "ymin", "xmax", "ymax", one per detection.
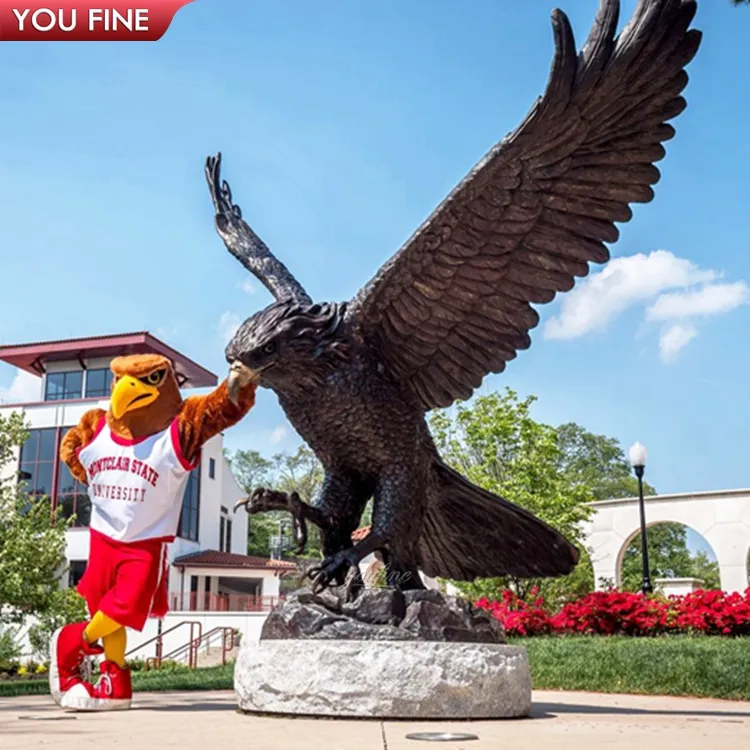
[{"xmin": 51, "ymin": 354, "xmax": 257, "ymax": 711}]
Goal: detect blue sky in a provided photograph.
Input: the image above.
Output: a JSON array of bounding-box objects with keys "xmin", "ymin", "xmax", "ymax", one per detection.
[{"xmin": 0, "ymin": 0, "xmax": 748, "ymax": 557}]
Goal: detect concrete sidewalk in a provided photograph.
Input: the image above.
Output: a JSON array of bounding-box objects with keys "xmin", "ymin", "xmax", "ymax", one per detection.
[{"xmin": 2, "ymin": 690, "xmax": 749, "ymax": 750}]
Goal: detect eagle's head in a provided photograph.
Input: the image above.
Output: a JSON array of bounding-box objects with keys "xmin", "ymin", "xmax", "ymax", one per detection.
[
  {"xmin": 107, "ymin": 354, "xmax": 183, "ymax": 438},
  {"xmin": 225, "ymin": 299, "xmax": 349, "ymax": 398}
]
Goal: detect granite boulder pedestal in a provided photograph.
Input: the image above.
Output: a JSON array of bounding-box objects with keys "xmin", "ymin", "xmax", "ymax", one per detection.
[{"xmin": 234, "ymin": 588, "xmax": 532, "ymax": 719}]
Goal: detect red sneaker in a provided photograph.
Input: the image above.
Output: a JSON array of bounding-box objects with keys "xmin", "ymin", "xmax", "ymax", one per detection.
[
  {"xmin": 61, "ymin": 661, "xmax": 133, "ymax": 712},
  {"xmin": 48, "ymin": 622, "xmax": 103, "ymax": 706}
]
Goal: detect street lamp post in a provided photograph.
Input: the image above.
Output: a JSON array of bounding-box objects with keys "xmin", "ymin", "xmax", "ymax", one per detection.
[{"xmin": 628, "ymin": 441, "xmax": 652, "ymax": 596}]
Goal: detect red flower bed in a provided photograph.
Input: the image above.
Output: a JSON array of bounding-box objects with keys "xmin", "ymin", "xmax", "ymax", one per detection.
[
  {"xmin": 476, "ymin": 587, "xmax": 750, "ymax": 637},
  {"xmin": 673, "ymin": 589, "xmax": 750, "ymax": 636},
  {"xmin": 476, "ymin": 589, "xmax": 554, "ymax": 636}
]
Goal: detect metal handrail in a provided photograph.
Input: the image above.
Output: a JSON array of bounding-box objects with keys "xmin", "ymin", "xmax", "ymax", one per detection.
[
  {"xmin": 125, "ymin": 620, "xmax": 202, "ymax": 670},
  {"xmin": 155, "ymin": 626, "xmax": 237, "ymax": 669}
]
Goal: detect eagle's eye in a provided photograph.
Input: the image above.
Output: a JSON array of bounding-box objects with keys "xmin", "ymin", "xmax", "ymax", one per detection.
[
  {"xmin": 261, "ymin": 342, "xmax": 276, "ymax": 355},
  {"xmin": 142, "ymin": 369, "xmax": 166, "ymax": 386}
]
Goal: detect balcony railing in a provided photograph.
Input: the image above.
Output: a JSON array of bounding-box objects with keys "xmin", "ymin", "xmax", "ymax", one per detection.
[{"xmin": 169, "ymin": 591, "xmax": 284, "ymax": 613}]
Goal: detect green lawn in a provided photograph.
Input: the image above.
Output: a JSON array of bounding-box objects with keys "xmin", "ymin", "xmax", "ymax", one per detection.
[
  {"xmin": 2, "ymin": 637, "xmax": 748, "ymax": 702},
  {"xmin": 515, "ymin": 636, "xmax": 750, "ymax": 701}
]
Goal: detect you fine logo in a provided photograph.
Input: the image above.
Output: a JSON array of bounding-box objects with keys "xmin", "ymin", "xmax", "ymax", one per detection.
[{"xmin": 0, "ymin": 0, "xmax": 194, "ymax": 41}]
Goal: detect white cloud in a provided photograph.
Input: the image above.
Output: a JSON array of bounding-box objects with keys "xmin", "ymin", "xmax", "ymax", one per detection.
[
  {"xmin": 542, "ymin": 249, "xmax": 748, "ymax": 364},
  {"xmin": 646, "ymin": 282, "xmax": 750, "ymax": 321},
  {"xmin": 238, "ymin": 279, "xmax": 256, "ymax": 295},
  {"xmin": 218, "ymin": 312, "xmax": 242, "ymax": 344},
  {"xmin": 544, "ymin": 250, "xmax": 718, "ymax": 340},
  {"xmin": 658, "ymin": 323, "xmax": 698, "ymax": 364},
  {"xmin": 0, "ymin": 370, "xmax": 41, "ymax": 404},
  {"xmin": 269, "ymin": 425, "xmax": 287, "ymax": 445}
]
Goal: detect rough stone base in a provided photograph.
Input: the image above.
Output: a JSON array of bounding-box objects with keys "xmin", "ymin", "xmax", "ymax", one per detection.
[{"xmin": 234, "ymin": 639, "xmax": 532, "ymax": 719}]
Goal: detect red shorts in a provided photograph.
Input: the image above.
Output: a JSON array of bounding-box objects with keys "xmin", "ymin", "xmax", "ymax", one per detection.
[{"xmin": 77, "ymin": 529, "xmax": 170, "ymax": 632}]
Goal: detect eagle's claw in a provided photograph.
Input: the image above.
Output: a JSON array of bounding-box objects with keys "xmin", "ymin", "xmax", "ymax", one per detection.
[
  {"xmin": 205, "ymin": 152, "xmax": 243, "ymax": 228},
  {"xmin": 233, "ymin": 488, "xmax": 309, "ymax": 555},
  {"xmin": 306, "ymin": 549, "xmax": 360, "ymax": 594}
]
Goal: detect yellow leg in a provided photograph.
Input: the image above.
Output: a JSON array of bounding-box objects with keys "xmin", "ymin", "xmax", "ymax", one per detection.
[
  {"xmin": 84, "ymin": 611, "xmax": 122, "ymax": 643},
  {"xmin": 84, "ymin": 612, "xmax": 128, "ymax": 668},
  {"xmin": 102, "ymin": 628, "xmax": 127, "ymax": 669}
]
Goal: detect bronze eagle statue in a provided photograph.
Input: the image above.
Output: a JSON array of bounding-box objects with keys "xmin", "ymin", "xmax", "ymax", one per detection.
[{"xmin": 214, "ymin": 0, "xmax": 701, "ymax": 593}]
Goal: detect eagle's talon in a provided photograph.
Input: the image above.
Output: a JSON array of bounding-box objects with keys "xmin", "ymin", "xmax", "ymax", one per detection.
[
  {"xmin": 305, "ymin": 549, "xmax": 359, "ymax": 593},
  {"xmin": 205, "ymin": 152, "xmax": 240, "ymax": 223}
]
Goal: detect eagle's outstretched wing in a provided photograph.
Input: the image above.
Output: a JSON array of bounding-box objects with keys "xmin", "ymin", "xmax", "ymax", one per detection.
[{"xmin": 347, "ymin": 0, "xmax": 701, "ymax": 411}]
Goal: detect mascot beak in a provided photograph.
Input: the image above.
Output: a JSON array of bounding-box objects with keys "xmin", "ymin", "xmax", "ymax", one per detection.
[
  {"xmin": 110, "ymin": 377, "xmax": 159, "ymax": 419},
  {"xmin": 227, "ymin": 360, "xmax": 258, "ymax": 405}
]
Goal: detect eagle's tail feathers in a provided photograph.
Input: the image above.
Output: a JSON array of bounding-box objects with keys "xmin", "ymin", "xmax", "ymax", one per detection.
[{"xmin": 416, "ymin": 461, "xmax": 580, "ymax": 582}]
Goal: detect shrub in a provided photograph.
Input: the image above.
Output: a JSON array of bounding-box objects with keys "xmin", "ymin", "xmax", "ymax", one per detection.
[
  {"xmin": 0, "ymin": 627, "xmax": 22, "ymax": 664},
  {"xmin": 551, "ymin": 590, "xmax": 671, "ymax": 636},
  {"xmin": 673, "ymin": 589, "xmax": 750, "ymax": 636},
  {"xmin": 475, "ymin": 587, "xmax": 750, "ymax": 637},
  {"xmin": 476, "ymin": 589, "xmax": 555, "ymax": 636},
  {"xmin": 27, "ymin": 588, "xmax": 89, "ymax": 660},
  {"xmin": 127, "ymin": 658, "xmax": 188, "ymax": 672}
]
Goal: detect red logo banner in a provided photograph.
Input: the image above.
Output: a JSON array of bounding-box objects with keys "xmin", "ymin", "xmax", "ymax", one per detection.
[{"xmin": 0, "ymin": 0, "xmax": 194, "ymax": 41}]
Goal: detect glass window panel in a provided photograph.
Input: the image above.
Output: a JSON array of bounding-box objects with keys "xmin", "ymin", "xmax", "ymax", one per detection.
[
  {"xmin": 38, "ymin": 428, "xmax": 57, "ymax": 462},
  {"xmin": 33, "ymin": 462, "xmax": 54, "ymax": 497},
  {"xmin": 76, "ymin": 494, "xmax": 91, "ymax": 527},
  {"xmin": 68, "ymin": 561, "xmax": 87, "ymax": 588},
  {"xmin": 45, "ymin": 373, "xmax": 65, "ymax": 401},
  {"xmin": 85, "ymin": 368, "xmax": 112, "ymax": 398},
  {"xmin": 57, "ymin": 494, "xmax": 76, "ymax": 521},
  {"xmin": 178, "ymin": 469, "xmax": 201, "ymax": 542},
  {"xmin": 64, "ymin": 493, "xmax": 90, "ymax": 527},
  {"xmin": 86, "ymin": 368, "xmax": 104, "ymax": 394},
  {"xmin": 19, "ymin": 459, "xmax": 35, "ymax": 484},
  {"xmin": 56, "ymin": 462, "xmax": 77, "ymax": 496},
  {"xmin": 63, "ymin": 371, "xmax": 83, "ymax": 399},
  {"xmin": 20, "ymin": 430, "xmax": 39, "ymax": 460}
]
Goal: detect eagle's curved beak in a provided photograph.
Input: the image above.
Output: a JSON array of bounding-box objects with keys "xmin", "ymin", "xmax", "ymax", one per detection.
[
  {"xmin": 227, "ymin": 360, "xmax": 258, "ymax": 405},
  {"xmin": 110, "ymin": 377, "xmax": 159, "ymax": 419}
]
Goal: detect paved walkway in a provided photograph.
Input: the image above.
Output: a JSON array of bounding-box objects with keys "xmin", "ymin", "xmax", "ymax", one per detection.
[{"xmin": 2, "ymin": 690, "xmax": 749, "ymax": 750}]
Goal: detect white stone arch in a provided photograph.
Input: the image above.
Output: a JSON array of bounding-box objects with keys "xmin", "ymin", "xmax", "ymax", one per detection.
[
  {"xmin": 613, "ymin": 520, "xmax": 719, "ymax": 590},
  {"xmin": 582, "ymin": 489, "xmax": 750, "ymax": 594}
]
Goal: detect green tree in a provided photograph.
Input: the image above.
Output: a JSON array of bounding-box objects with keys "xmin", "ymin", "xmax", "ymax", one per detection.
[
  {"xmin": 556, "ymin": 422, "xmax": 657, "ymax": 500},
  {"xmin": 27, "ymin": 588, "xmax": 88, "ymax": 660},
  {"xmin": 429, "ymin": 389, "xmax": 596, "ymax": 607},
  {"xmin": 621, "ymin": 524, "xmax": 721, "ymax": 592},
  {"xmin": 227, "ymin": 448, "xmax": 281, "ymax": 556},
  {"xmin": 271, "ymin": 446, "xmax": 324, "ymax": 560},
  {"xmin": 273, "ymin": 445, "xmax": 323, "ymax": 506},
  {"xmin": 227, "ymin": 445, "xmax": 325, "ymax": 559},
  {"xmin": 226, "ymin": 448, "xmax": 273, "ymax": 489},
  {"xmin": 0, "ymin": 413, "xmax": 80, "ymax": 628},
  {"xmin": 691, "ymin": 550, "xmax": 721, "ymax": 590}
]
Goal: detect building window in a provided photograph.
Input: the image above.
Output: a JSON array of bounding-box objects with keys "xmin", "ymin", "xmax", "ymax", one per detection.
[
  {"xmin": 179, "ymin": 468, "xmax": 201, "ymax": 542},
  {"xmin": 85, "ymin": 368, "xmax": 113, "ymax": 398},
  {"xmin": 19, "ymin": 428, "xmax": 57, "ymax": 498},
  {"xmin": 209, "ymin": 458, "xmax": 216, "ymax": 479},
  {"xmin": 68, "ymin": 561, "xmax": 87, "ymax": 588},
  {"xmin": 18, "ymin": 426, "xmax": 89, "ymax": 526},
  {"xmin": 45, "ymin": 371, "xmax": 83, "ymax": 402},
  {"xmin": 219, "ymin": 507, "xmax": 232, "ymax": 553},
  {"xmin": 56, "ymin": 459, "xmax": 91, "ymax": 528}
]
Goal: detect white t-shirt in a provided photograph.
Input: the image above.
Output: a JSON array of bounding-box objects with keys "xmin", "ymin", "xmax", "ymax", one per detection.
[{"xmin": 78, "ymin": 417, "xmax": 198, "ymax": 543}]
